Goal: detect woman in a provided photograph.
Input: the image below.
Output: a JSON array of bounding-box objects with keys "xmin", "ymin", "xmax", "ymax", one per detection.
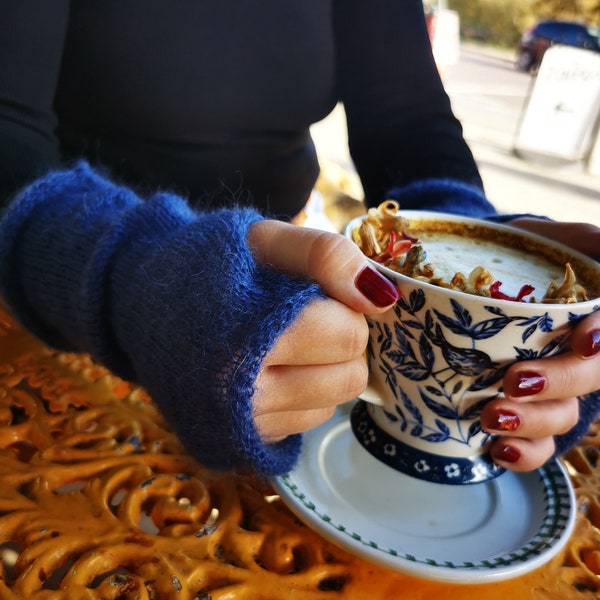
[{"xmin": 1, "ymin": 0, "xmax": 599, "ymax": 476}]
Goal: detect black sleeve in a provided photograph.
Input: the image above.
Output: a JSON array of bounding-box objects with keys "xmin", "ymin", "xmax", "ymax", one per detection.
[
  {"xmin": 0, "ymin": 1, "xmax": 70, "ymax": 207},
  {"xmin": 333, "ymin": 0, "xmax": 484, "ymax": 206}
]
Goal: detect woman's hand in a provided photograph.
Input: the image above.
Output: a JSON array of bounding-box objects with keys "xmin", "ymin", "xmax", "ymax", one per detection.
[
  {"xmin": 482, "ymin": 217, "xmax": 600, "ymax": 471},
  {"xmin": 507, "ymin": 217, "xmax": 600, "ymax": 260},
  {"xmin": 247, "ymin": 220, "xmax": 399, "ymax": 442}
]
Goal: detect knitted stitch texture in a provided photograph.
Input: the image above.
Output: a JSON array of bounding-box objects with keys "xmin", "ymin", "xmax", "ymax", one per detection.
[
  {"xmin": 387, "ymin": 177, "xmax": 497, "ymax": 218},
  {"xmin": 0, "ymin": 166, "xmax": 598, "ymax": 472},
  {"xmin": 0, "ymin": 162, "xmax": 324, "ymax": 475}
]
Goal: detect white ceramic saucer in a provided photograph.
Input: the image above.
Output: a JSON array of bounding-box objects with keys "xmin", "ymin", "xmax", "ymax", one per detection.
[{"xmin": 271, "ymin": 401, "xmax": 576, "ymax": 584}]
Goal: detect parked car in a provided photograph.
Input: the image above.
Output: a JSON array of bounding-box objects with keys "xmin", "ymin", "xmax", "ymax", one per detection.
[{"xmin": 516, "ymin": 20, "xmax": 600, "ymax": 72}]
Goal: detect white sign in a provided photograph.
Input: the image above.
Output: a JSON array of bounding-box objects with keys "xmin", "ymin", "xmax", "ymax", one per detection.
[
  {"xmin": 587, "ymin": 121, "xmax": 600, "ymax": 176},
  {"xmin": 430, "ymin": 9, "xmax": 460, "ymax": 66},
  {"xmin": 514, "ymin": 45, "xmax": 600, "ymax": 162}
]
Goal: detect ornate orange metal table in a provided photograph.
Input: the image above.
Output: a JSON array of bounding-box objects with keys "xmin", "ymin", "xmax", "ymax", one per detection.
[{"xmin": 1, "ymin": 300, "xmax": 600, "ymax": 599}]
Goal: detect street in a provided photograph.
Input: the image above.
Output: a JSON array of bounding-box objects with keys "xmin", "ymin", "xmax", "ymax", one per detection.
[
  {"xmin": 442, "ymin": 44, "xmax": 529, "ymax": 152},
  {"xmin": 311, "ymin": 43, "xmax": 600, "ymax": 225},
  {"xmin": 444, "ymin": 44, "xmax": 600, "ymax": 225}
]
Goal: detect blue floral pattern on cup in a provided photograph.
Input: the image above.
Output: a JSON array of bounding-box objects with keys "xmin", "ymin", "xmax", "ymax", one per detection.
[
  {"xmin": 351, "ymin": 400, "xmax": 503, "ymax": 484},
  {"xmin": 353, "ymin": 286, "xmax": 591, "ymax": 484},
  {"xmin": 368, "ymin": 288, "xmax": 578, "ymax": 451},
  {"xmin": 344, "ymin": 211, "xmax": 600, "ymax": 485}
]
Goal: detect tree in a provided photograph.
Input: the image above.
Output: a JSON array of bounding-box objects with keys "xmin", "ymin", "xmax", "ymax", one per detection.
[
  {"xmin": 447, "ymin": 0, "xmax": 529, "ymax": 45},
  {"xmin": 530, "ymin": 0, "xmax": 600, "ymax": 24},
  {"xmin": 446, "ymin": 0, "xmax": 600, "ymax": 46}
]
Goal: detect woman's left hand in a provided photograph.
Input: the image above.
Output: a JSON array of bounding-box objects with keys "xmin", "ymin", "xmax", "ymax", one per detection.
[{"xmin": 481, "ymin": 217, "xmax": 600, "ymax": 471}]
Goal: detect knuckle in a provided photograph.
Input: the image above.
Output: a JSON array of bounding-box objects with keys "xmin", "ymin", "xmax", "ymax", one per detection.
[
  {"xmin": 301, "ymin": 407, "xmax": 337, "ymax": 435},
  {"xmin": 254, "ymin": 412, "xmax": 276, "ymax": 440},
  {"xmin": 342, "ymin": 358, "xmax": 369, "ymax": 400},
  {"xmin": 545, "ymin": 366, "xmax": 581, "ymax": 400},
  {"xmin": 556, "ymin": 398, "xmax": 579, "ymax": 434},
  {"xmin": 321, "ymin": 405, "xmax": 337, "ymax": 423},
  {"xmin": 523, "ymin": 397, "xmax": 579, "ymax": 437},
  {"xmin": 307, "ymin": 231, "xmax": 362, "ymax": 280},
  {"xmin": 347, "ymin": 316, "xmax": 369, "ymax": 356},
  {"xmin": 518, "ymin": 448, "xmax": 553, "ymax": 472},
  {"xmin": 556, "ymin": 368, "xmax": 577, "ymax": 390}
]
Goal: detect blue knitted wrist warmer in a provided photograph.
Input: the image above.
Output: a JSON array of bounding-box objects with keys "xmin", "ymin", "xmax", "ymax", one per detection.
[
  {"xmin": 0, "ymin": 162, "xmax": 324, "ymax": 475},
  {"xmin": 387, "ymin": 177, "xmax": 498, "ymax": 218},
  {"xmin": 387, "ymin": 177, "xmax": 550, "ymax": 225}
]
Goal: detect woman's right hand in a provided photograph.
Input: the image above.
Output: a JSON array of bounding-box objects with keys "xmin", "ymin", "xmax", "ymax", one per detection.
[{"xmin": 247, "ymin": 220, "xmax": 400, "ymax": 442}]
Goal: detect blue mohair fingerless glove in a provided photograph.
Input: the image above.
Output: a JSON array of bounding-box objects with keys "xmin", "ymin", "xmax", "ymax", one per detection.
[
  {"xmin": 388, "ymin": 176, "xmax": 551, "ymax": 223},
  {"xmin": 387, "ymin": 177, "xmax": 497, "ymax": 218},
  {"xmin": 0, "ymin": 161, "xmax": 324, "ymax": 476},
  {"xmin": 387, "ymin": 176, "xmax": 600, "ymax": 457}
]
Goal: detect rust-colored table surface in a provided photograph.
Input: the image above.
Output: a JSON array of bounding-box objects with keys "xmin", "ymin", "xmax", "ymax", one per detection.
[{"xmin": 1, "ymin": 301, "xmax": 600, "ymax": 599}]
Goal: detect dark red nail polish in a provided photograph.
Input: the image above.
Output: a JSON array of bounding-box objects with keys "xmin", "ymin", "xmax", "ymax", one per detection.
[
  {"xmin": 493, "ymin": 444, "xmax": 521, "ymax": 464},
  {"xmin": 513, "ymin": 371, "xmax": 546, "ymax": 397},
  {"xmin": 355, "ymin": 266, "xmax": 400, "ymax": 308},
  {"xmin": 483, "ymin": 409, "xmax": 520, "ymax": 432},
  {"xmin": 583, "ymin": 330, "xmax": 600, "ymax": 357}
]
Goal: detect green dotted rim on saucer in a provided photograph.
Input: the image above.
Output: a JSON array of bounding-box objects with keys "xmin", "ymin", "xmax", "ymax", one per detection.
[{"xmin": 278, "ymin": 459, "xmax": 572, "ymax": 571}]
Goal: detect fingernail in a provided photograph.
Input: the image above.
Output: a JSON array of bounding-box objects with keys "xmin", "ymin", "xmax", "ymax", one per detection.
[
  {"xmin": 492, "ymin": 444, "xmax": 521, "ymax": 464},
  {"xmin": 355, "ymin": 266, "xmax": 400, "ymax": 308},
  {"xmin": 513, "ymin": 371, "xmax": 546, "ymax": 397},
  {"xmin": 483, "ymin": 409, "xmax": 520, "ymax": 432},
  {"xmin": 583, "ymin": 330, "xmax": 600, "ymax": 357}
]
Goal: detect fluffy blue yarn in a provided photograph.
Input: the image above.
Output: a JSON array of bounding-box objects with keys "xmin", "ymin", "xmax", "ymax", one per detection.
[
  {"xmin": 0, "ymin": 166, "xmax": 598, "ymax": 472},
  {"xmin": 387, "ymin": 177, "xmax": 497, "ymax": 218},
  {"xmin": 0, "ymin": 162, "xmax": 323, "ymax": 475}
]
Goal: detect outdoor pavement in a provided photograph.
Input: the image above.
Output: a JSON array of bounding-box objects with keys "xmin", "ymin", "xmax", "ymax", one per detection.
[{"xmin": 310, "ymin": 43, "xmax": 600, "ymax": 228}]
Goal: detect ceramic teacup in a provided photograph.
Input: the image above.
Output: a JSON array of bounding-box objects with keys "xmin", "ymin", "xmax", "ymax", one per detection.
[{"xmin": 346, "ymin": 211, "xmax": 600, "ymax": 485}]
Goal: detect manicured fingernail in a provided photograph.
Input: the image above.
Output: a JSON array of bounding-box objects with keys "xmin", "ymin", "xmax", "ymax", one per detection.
[
  {"xmin": 355, "ymin": 266, "xmax": 400, "ymax": 308},
  {"xmin": 513, "ymin": 371, "xmax": 546, "ymax": 397},
  {"xmin": 483, "ymin": 409, "xmax": 521, "ymax": 432},
  {"xmin": 493, "ymin": 444, "xmax": 521, "ymax": 464},
  {"xmin": 583, "ymin": 330, "xmax": 600, "ymax": 357}
]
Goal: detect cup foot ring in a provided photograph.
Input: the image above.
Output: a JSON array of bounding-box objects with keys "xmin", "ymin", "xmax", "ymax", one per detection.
[{"xmin": 350, "ymin": 400, "xmax": 505, "ymax": 485}]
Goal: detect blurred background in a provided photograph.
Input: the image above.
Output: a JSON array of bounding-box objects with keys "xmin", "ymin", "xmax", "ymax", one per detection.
[
  {"xmin": 308, "ymin": 0, "xmax": 600, "ymax": 233},
  {"xmin": 430, "ymin": 0, "xmax": 600, "ymax": 49}
]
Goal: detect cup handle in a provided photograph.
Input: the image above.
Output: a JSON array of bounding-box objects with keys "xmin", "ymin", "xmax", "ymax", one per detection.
[{"xmin": 358, "ymin": 379, "xmax": 386, "ymax": 406}]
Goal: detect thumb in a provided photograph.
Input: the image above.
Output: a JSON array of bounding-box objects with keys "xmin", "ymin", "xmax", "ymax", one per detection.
[
  {"xmin": 248, "ymin": 220, "xmax": 399, "ymax": 313},
  {"xmin": 509, "ymin": 217, "xmax": 600, "ymax": 261}
]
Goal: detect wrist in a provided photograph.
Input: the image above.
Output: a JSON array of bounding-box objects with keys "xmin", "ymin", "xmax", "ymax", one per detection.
[{"xmin": 386, "ymin": 177, "xmax": 497, "ymax": 218}]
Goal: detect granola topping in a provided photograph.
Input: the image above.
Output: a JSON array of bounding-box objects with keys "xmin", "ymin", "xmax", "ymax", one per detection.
[{"xmin": 351, "ymin": 201, "xmax": 588, "ymax": 304}]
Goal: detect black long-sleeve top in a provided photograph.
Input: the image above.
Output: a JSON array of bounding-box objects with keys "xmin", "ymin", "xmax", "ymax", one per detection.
[{"xmin": 0, "ymin": 0, "xmax": 482, "ymax": 218}]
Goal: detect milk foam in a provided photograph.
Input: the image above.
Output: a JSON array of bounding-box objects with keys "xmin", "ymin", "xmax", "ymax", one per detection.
[{"xmin": 415, "ymin": 232, "xmax": 566, "ymax": 301}]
